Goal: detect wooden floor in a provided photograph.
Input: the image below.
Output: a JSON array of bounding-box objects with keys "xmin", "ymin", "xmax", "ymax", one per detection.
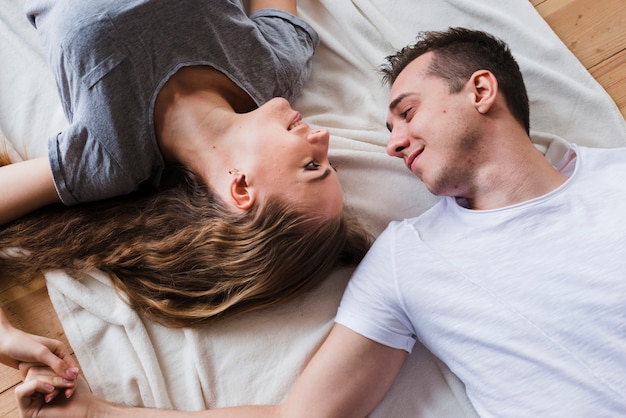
[{"xmin": 1, "ymin": 0, "xmax": 625, "ymax": 415}]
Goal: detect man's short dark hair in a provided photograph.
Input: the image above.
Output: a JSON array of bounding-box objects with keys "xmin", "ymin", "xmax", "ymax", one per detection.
[{"xmin": 380, "ymin": 27, "xmax": 530, "ymax": 134}]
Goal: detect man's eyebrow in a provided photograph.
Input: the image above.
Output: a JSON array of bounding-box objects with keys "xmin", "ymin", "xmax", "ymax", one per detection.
[
  {"xmin": 388, "ymin": 93, "xmax": 411, "ymax": 113},
  {"xmin": 310, "ymin": 168, "xmax": 331, "ymax": 182}
]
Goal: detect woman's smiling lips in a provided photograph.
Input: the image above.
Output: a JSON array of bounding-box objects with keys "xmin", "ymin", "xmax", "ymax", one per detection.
[{"xmin": 288, "ymin": 112, "xmax": 303, "ymax": 130}]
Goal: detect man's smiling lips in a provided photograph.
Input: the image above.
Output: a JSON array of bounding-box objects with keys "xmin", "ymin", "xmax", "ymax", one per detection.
[{"xmin": 406, "ymin": 148, "xmax": 423, "ymax": 172}]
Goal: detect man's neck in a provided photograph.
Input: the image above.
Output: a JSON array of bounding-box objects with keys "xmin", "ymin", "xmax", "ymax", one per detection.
[{"xmin": 463, "ymin": 142, "xmax": 570, "ymax": 210}]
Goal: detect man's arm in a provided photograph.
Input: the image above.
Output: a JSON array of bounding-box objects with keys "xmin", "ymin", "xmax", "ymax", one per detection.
[
  {"xmin": 249, "ymin": 0, "xmax": 297, "ymax": 15},
  {"xmin": 0, "ymin": 157, "xmax": 60, "ymax": 225},
  {"xmin": 281, "ymin": 324, "xmax": 408, "ymax": 417},
  {"xmin": 17, "ymin": 324, "xmax": 407, "ymax": 418}
]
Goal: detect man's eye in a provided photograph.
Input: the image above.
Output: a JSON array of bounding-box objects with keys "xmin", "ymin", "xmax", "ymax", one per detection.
[
  {"xmin": 401, "ymin": 108, "xmax": 412, "ymax": 119},
  {"xmin": 305, "ymin": 161, "xmax": 321, "ymax": 170}
]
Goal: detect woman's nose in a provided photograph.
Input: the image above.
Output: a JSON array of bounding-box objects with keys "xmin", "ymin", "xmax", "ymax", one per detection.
[{"xmin": 307, "ymin": 128, "xmax": 330, "ymax": 148}]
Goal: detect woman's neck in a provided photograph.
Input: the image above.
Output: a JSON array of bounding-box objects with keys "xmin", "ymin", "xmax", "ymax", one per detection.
[{"xmin": 154, "ymin": 66, "xmax": 256, "ymax": 171}]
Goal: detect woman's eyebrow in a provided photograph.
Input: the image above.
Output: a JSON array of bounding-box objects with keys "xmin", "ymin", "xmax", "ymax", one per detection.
[{"xmin": 310, "ymin": 168, "xmax": 331, "ymax": 182}]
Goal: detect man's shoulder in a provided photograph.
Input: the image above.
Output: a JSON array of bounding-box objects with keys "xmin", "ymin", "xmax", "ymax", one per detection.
[
  {"xmin": 575, "ymin": 144, "xmax": 626, "ymax": 170},
  {"xmin": 377, "ymin": 198, "xmax": 451, "ymax": 240}
]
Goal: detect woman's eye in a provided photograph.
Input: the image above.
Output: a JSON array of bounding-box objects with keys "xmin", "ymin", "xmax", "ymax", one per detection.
[
  {"xmin": 305, "ymin": 161, "xmax": 321, "ymax": 170},
  {"xmin": 401, "ymin": 108, "xmax": 412, "ymax": 119}
]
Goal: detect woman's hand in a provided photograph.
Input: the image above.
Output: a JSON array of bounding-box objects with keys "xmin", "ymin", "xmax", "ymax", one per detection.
[
  {"xmin": 15, "ymin": 368, "xmax": 92, "ymax": 418},
  {"xmin": 0, "ymin": 310, "xmax": 79, "ymax": 401},
  {"xmin": 0, "ymin": 315, "xmax": 78, "ymax": 379}
]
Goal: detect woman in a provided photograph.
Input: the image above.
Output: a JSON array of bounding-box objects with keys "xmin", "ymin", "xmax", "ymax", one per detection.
[
  {"xmin": 2, "ymin": 0, "xmax": 343, "ymax": 222},
  {"xmin": 0, "ymin": 0, "xmax": 372, "ymax": 392}
]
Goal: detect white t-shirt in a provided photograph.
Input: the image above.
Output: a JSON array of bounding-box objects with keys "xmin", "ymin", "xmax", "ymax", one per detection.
[{"xmin": 336, "ymin": 144, "xmax": 626, "ymax": 417}]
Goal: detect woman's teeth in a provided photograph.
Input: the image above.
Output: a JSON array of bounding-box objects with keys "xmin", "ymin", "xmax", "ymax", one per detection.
[{"xmin": 288, "ymin": 120, "xmax": 302, "ymax": 130}]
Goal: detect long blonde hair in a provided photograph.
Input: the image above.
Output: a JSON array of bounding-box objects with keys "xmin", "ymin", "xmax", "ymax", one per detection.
[{"xmin": 0, "ymin": 164, "xmax": 372, "ymax": 327}]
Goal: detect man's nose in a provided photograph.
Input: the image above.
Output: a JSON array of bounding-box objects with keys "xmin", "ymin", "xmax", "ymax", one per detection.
[{"xmin": 386, "ymin": 128, "xmax": 409, "ymax": 158}]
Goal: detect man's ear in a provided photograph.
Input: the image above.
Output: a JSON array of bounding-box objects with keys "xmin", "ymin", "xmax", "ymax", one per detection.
[
  {"xmin": 229, "ymin": 173, "xmax": 256, "ymax": 210},
  {"xmin": 470, "ymin": 69, "xmax": 498, "ymax": 114}
]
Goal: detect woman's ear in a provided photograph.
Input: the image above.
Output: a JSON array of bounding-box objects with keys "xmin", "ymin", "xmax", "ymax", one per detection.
[
  {"xmin": 229, "ymin": 172, "xmax": 256, "ymax": 210},
  {"xmin": 470, "ymin": 69, "xmax": 498, "ymax": 114}
]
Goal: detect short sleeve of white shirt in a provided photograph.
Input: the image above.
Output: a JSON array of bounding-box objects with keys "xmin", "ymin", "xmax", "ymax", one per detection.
[{"xmin": 336, "ymin": 221, "xmax": 418, "ymax": 352}]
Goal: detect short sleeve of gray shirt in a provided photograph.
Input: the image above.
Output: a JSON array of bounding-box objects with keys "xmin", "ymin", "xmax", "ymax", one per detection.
[{"xmin": 25, "ymin": 0, "xmax": 319, "ymax": 205}]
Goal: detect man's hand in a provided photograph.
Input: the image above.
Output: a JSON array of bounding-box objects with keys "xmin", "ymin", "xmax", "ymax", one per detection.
[{"xmin": 15, "ymin": 368, "xmax": 91, "ymax": 418}]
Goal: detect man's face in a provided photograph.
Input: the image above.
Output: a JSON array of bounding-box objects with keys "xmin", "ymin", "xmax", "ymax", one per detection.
[{"xmin": 385, "ymin": 52, "xmax": 482, "ymax": 197}]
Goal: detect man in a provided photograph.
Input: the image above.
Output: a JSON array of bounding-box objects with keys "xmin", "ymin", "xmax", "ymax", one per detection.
[{"xmin": 16, "ymin": 27, "xmax": 626, "ymax": 417}]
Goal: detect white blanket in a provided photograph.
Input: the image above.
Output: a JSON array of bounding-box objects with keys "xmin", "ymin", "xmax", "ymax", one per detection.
[{"xmin": 2, "ymin": 0, "xmax": 625, "ymax": 415}]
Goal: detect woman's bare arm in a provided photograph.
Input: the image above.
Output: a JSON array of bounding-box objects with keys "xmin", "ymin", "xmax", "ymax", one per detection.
[
  {"xmin": 249, "ymin": 0, "xmax": 297, "ymax": 15},
  {"xmin": 0, "ymin": 157, "xmax": 60, "ymax": 225}
]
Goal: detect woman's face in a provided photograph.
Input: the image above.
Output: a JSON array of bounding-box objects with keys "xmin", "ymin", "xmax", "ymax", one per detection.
[{"xmin": 234, "ymin": 98, "xmax": 344, "ymax": 221}]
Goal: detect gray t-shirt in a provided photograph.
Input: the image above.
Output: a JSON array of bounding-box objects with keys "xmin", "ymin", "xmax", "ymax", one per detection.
[{"xmin": 26, "ymin": 0, "xmax": 319, "ymax": 205}]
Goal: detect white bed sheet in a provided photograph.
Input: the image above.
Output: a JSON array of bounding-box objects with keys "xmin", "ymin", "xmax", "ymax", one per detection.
[{"xmin": 2, "ymin": 0, "xmax": 625, "ymax": 416}]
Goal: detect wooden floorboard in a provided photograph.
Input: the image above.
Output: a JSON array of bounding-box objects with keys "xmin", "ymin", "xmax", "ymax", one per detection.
[
  {"xmin": 536, "ymin": 0, "xmax": 626, "ymax": 117},
  {"xmin": 1, "ymin": 0, "xmax": 625, "ymax": 415}
]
